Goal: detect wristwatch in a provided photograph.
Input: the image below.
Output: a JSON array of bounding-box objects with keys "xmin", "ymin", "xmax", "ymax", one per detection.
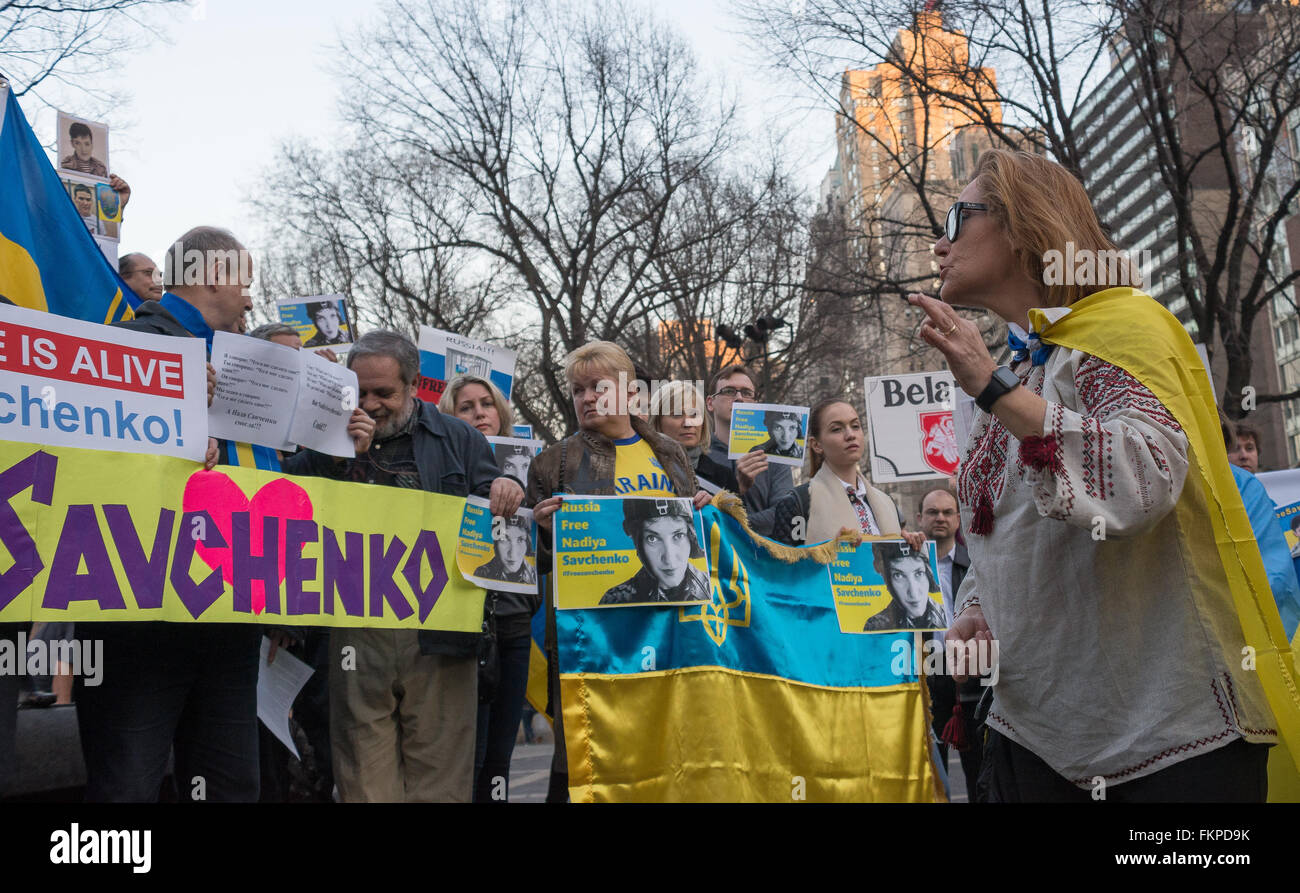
[{"xmin": 975, "ymin": 365, "xmax": 1020, "ymax": 413}]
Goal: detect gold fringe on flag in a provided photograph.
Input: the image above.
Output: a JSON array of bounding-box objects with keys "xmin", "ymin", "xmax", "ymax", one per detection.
[{"xmin": 708, "ymin": 490, "xmax": 897, "ymax": 566}]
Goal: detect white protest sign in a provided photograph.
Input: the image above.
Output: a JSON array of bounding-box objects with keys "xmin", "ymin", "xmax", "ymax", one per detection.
[
  {"xmin": 864, "ymin": 371, "xmax": 959, "ymax": 484},
  {"xmin": 0, "ymin": 302, "xmax": 207, "ymax": 461},
  {"xmin": 416, "ymin": 326, "xmax": 516, "ymax": 403},
  {"xmin": 289, "ymin": 348, "xmax": 359, "ymax": 458},
  {"xmin": 256, "ymin": 636, "xmax": 314, "ymax": 760},
  {"xmin": 1259, "ymin": 469, "xmax": 1300, "ymax": 509},
  {"xmin": 208, "ymin": 332, "xmax": 298, "ymax": 450},
  {"xmin": 208, "ymin": 332, "xmax": 359, "ymax": 458}
]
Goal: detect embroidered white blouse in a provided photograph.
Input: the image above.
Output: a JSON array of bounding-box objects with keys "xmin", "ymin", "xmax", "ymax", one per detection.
[{"xmin": 955, "ymin": 315, "xmax": 1276, "ymax": 787}]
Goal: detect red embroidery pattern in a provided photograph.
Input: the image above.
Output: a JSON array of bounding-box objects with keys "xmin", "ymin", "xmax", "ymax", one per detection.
[
  {"xmin": 958, "ymin": 368, "xmax": 1044, "ymax": 537},
  {"xmin": 1045, "ymin": 403, "xmax": 1076, "ymax": 516},
  {"xmin": 1221, "ymin": 672, "xmax": 1277, "ymax": 737},
  {"xmin": 1019, "ymin": 434, "xmax": 1063, "ymax": 473},
  {"xmin": 987, "ymin": 709, "xmax": 1016, "ymax": 735},
  {"xmin": 958, "ymin": 417, "xmax": 1009, "ymax": 537},
  {"xmin": 1143, "ymin": 434, "xmax": 1170, "ymax": 478},
  {"xmin": 1080, "ymin": 416, "xmax": 1110, "ymax": 501},
  {"xmin": 1064, "ymin": 677, "xmax": 1273, "ymax": 785},
  {"xmin": 1076, "ymin": 355, "xmax": 1183, "ymax": 433}
]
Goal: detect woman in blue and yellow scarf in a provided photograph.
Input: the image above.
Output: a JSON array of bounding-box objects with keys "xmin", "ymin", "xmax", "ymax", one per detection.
[{"xmin": 917, "ymin": 148, "xmax": 1300, "ymax": 802}]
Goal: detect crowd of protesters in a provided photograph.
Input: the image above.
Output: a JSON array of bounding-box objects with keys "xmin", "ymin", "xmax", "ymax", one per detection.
[{"xmin": 3, "ymin": 146, "xmax": 1300, "ymax": 804}]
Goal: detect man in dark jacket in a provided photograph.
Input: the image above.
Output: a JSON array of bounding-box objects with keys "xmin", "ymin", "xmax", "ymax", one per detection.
[
  {"xmin": 284, "ymin": 329, "xmax": 524, "ymax": 802},
  {"xmin": 75, "ymin": 226, "xmax": 262, "ymax": 801},
  {"xmin": 703, "ymin": 365, "xmax": 793, "ymax": 535},
  {"xmin": 917, "ymin": 488, "xmax": 983, "ymax": 803}
]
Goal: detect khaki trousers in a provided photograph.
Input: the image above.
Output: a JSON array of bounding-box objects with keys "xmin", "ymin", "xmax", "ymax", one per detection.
[{"xmin": 329, "ymin": 628, "xmax": 477, "ymax": 802}]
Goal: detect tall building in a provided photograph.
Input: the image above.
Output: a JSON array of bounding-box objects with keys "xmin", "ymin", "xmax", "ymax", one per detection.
[
  {"xmin": 810, "ymin": 7, "xmax": 1002, "ymax": 501},
  {"xmin": 831, "ymin": 7, "xmax": 1001, "ymax": 299},
  {"xmin": 1075, "ymin": 22, "xmax": 1300, "ymax": 466}
]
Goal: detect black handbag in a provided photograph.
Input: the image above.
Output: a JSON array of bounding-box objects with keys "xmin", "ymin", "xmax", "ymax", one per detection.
[{"xmin": 477, "ymin": 592, "xmax": 500, "ymax": 704}]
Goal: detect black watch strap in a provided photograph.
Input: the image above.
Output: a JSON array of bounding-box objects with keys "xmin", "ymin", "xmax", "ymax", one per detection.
[{"xmin": 976, "ymin": 366, "xmax": 1021, "ymax": 413}]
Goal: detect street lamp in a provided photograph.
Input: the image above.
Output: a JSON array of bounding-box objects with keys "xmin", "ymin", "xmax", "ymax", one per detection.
[{"xmin": 713, "ymin": 316, "xmax": 788, "ymax": 396}]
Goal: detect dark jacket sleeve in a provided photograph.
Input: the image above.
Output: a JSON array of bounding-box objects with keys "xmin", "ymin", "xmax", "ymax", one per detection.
[
  {"xmin": 281, "ymin": 447, "xmax": 341, "ymax": 479},
  {"xmin": 109, "ymin": 302, "xmax": 191, "ymax": 338},
  {"xmin": 768, "ymin": 484, "xmax": 810, "ymax": 547},
  {"xmin": 526, "ymin": 442, "xmax": 563, "ymax": 576},
  {"xmin": 419, "ymin": 411, "xmax": 501, "ymax": 658},
  {"xmin": 463, "ymin": 426, "xmax": 501, "ymax": 499},
  {"xmin": 743, "ymin": 463, "xmax": 794, "ymax": 537}
]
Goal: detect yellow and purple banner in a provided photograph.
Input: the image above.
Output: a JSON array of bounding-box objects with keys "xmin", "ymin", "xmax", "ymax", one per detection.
[{"xmin": 0, "ymin": 441, "xmax": 484, "ymax": 632}]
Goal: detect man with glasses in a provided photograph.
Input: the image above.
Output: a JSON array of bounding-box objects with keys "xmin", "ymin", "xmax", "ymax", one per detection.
[
  {"xmin": 916, "ymin": 486, "xmax": 983, "ymax": 802},
  {"xmin": 918, "ymin": 488, "xmax": 964, "ymax": 622},
  {"xmin": 119, "ymin": 253, "xmax": 164, "ymax": 302},
  {"xmin": 704, "ymin": 364, "xmax": 793, "ymax": 536}
]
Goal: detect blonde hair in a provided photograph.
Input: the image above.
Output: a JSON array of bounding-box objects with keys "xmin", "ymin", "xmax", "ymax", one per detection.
[
  {"xmin": 975, "ymin": 149, "xmax": 1135, "ymax": 306},
  {"xmin": 649, "ymin": 380, "xmax": 711, "ymax": 446},
  {"xmin": 439, "ymin": 374, "xmax": 514, "ymax": 435},
  {"xmin": 562, "ymin": 340, "xmax": 636, "ymax": 384}
]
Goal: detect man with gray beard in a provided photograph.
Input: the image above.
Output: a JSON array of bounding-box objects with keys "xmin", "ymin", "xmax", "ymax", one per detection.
[{"xmin": 283, "ymin": 330, "xmax": 525, "ymax": 802}]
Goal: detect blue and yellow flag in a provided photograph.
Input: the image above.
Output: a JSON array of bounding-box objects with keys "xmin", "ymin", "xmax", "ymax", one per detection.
[
  {"xmin": 0, "ymin": 84, "xmax": 137, "ymax": 323},
  {"xmin": 525, "ymin": 589, "xmax": 551, "ymax": 721},
  {"xmin": 222, "ymin": 440, "xmax": 282, "ymax": 472},
  {"xmin": 556, "ymin": 500, "xmax": 943, "ymax": 802}
]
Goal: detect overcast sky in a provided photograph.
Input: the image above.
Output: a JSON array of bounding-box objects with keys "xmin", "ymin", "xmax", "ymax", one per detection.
[{"xmin": 30, "ymin": 0, "xmax": 836, "ymax": 286}]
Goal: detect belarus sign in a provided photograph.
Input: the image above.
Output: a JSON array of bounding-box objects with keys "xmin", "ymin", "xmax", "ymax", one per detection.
[{"xmin": 864, "ymin": 371, "xmax": 958, "ymax": 484}]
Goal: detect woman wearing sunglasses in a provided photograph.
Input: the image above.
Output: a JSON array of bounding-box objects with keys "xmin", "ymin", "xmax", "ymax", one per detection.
[{"xmin": 919, "ymin": 148, "xmax": 1290, "ymax": 802}]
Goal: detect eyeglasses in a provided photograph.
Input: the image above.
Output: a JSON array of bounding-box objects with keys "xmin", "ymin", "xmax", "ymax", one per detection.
[
  {"xmin": 713, "ymin": 387, "xmax": 756, "ymax": 400},
  {"xmin": 945, "ymin": 201, "xmax": 988, "ymax": 243}
]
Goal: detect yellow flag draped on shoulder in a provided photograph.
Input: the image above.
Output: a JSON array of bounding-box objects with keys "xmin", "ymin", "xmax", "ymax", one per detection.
[{"xmin": 1031, "ymin": 287, "xmax": 1300, "ymax": 800}]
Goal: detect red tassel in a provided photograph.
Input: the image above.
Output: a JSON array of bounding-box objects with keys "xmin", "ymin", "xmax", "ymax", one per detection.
[
  {"xmin": 1019, "ymin": 434, "xmax": 1061, "ymax": 473},
  {"xmin": 941, "ymin": 701, "xmax": 970, "ymax": 752},
  {"xmin": 970, "ymin": 495, "xmax": 994, "ymax": 535}
]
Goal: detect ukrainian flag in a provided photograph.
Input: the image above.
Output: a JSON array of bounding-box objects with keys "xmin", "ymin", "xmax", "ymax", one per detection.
[
  {"xmin": 557, "ymin": 501, "xmax": 943, "ymax": 802},
  {"xmin": 0, "ymin": 81, "xmax": 137, "ymax": 323},
  {"xmin": 525, "ymin": 590, "xmax": 550, "ymax": 720}
]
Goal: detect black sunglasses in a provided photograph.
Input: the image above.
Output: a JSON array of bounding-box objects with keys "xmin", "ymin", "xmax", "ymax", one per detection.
[{"xmin": 945, "ymin": 201, "xmax": 988, "ymax": 242}]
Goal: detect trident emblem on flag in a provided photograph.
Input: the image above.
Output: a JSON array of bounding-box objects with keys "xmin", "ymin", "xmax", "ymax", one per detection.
[{"xmin": 679, "ymin": 516, "xmax": 750, "ymax": 646}]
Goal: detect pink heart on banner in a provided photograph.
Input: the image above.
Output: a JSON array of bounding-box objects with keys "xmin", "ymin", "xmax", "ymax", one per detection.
[{"xmin": 181, "ymin": 471, "xmax": 314, "ymax": 614}]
